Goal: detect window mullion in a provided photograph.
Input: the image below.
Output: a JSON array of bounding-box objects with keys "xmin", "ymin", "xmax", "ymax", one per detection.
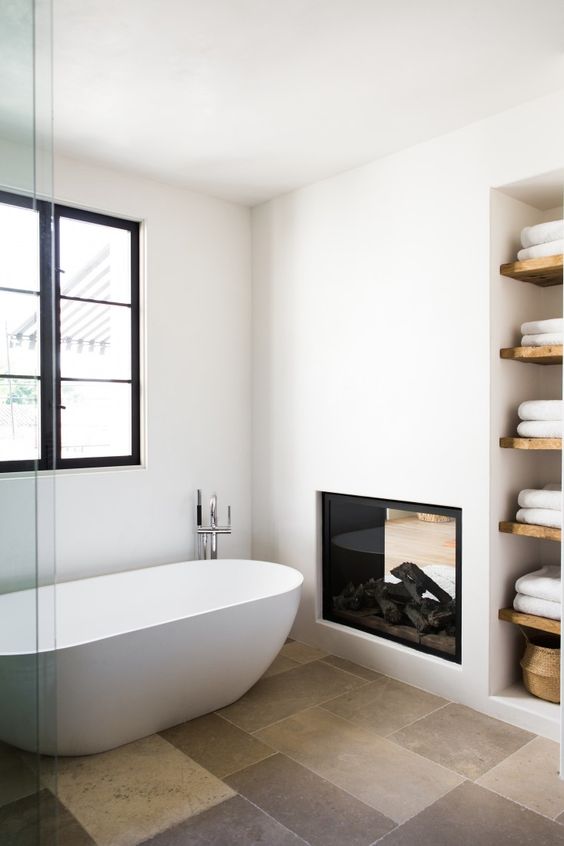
[{"xmin": 38, "ymin": 199, "xmax": 55, "ymax": 471}]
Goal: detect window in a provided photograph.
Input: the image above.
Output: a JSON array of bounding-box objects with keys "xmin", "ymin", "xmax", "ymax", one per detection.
[{"xmin": 0, "ymin": 191, "xmax": 140, "ymax": 472}]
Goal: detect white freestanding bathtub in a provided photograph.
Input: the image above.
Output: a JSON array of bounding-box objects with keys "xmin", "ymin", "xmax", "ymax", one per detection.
[{"xmin": 0, "ymin": 559, "xmax": 303, "ymax": 756}]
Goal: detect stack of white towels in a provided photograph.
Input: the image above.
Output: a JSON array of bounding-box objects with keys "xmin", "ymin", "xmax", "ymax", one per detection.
[
  {"xmin": 518, "ymin": 219, "xmax": 564, "ymax": 262},
  {"xmin": 520, "ymin": 318, "xmax": 563, "ymax": 348},
  {"xmin": 517, "ymin": 400, "xmax": 562, "ymax": 439},
  {"xmin": 516, "ymin": 483, "xmax": 562, "ymax": 529},
  {"xmin": 514, "ymin": 565, "xmax": 561, "ymax": 621}
]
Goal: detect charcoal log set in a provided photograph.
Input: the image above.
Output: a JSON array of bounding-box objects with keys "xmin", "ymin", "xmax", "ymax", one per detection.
[{"xmin": 333, "ymin": 562, "xmax": 456, "ymax": 640}]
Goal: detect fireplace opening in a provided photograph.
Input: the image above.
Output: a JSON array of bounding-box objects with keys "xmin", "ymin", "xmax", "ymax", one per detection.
[{"xmin": 322, "ymin": 492, "xmax": 462, "ymax": 663}]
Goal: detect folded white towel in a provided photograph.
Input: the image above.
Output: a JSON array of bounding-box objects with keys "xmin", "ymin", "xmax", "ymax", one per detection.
[
  {"xmin": 521, "ymin": 333, "xmax": 563, "ymax": 347},
  {"xmin": 516, "ymin": 420, "xmax": 563, "ymax": 438},
  {"xmin": 514, "ymin": 592, "xmax": 561, "ymax": 621},
  {"xmin": 515, "ymin": 565, "xmax": 561, "ymax": 603},
  {"xmin": 517, "ymin": 240, "xmax": 564, "ymax": 262},
  {"xmin": 516, "ymin": 508, "xmax": 562, "ymax": 528},
  {"xmin": 518, "ymin": 400, "xmax": 563, "ymax": 421},
  {"xmin": 521, "ymin": 219, "xmax": 564, "ymax": 249},
  {"xmin": 518, "ymin": 489, "xmax": 562, "ymax": 510},
  {"xmin": 521, "ymin": 318, "xmax": 564, "ymax": 336}
]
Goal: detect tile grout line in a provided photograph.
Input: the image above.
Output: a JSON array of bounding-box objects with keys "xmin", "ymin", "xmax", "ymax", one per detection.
[
  {"xmin": 231, "ymin": 738, "xmax": 402, "ymax": 828},
  {"xmin": 250, "ymin": 703, "xmax": 470, "ymax": 826},
  {"xmin": 219, "ymin": 750, "xmax": 279, "ymax": 781},
  {"xmin": 381, "ymin": 700, "xmax": 452, "ymax": 739},
  {"xmin": 317, "ymin": 657, "xmax": 384, "ymax": 682},
  {"xmin": 238, "ymin": 795, "xmax": 312, "ymax": 845},
  {"xmin": 288, "ymin": 702, "xmax": 469, "ymax": 785},
  {"xmin": 473, "ymin": 735, "xmax": 564, "ymax": 822},
  {"xmin": 222, "ymin": 747, "xmax": 399, "ymax": 827}
]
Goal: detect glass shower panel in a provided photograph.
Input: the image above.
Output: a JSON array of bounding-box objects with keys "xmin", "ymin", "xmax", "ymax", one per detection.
[{"xmin": 0, "ymin": 0, "xmax": 56, "ymax": 842}]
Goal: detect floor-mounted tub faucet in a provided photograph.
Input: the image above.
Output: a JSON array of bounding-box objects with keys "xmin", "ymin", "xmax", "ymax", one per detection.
[{"xmin": 196, "ymin": 489, "xmax": 231, "ymax": 559}]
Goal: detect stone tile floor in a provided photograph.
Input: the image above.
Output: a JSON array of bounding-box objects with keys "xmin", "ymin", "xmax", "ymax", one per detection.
[{"xmin": 2, "ymin": 640, "xmax": 564, "ymax": 845}]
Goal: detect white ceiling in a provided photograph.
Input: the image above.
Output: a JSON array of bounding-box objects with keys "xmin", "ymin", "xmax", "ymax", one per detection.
[{"xmin": 48, "ymin": 0, "xmax": 564, "ymax": 205}]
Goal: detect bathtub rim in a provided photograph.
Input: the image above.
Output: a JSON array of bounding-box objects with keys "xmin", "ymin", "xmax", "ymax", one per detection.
[{"xmin": 0, "ymin": 558, "xmax": 303, "ymax": 657}]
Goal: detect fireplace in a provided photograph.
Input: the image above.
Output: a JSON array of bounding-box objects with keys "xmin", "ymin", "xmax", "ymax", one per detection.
[{"xmin": 322, "ymin": 492, "xmax": 462, "ymax": 663}]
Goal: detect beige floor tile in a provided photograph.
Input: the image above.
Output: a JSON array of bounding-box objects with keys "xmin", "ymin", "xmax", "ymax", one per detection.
[
  {"xmin": 321, "ymin": 675, "xmax": 448, "ymax": 736},
  {"xmin": 160, "ymin": 713, "xmax": 274, "ymax": 778},
  {"xmin": 320, "ymin": 655, "xmax": 383, "ymax": 682},
  {"xmin": 255, "ymin": 707, "xmax": 462, "ymax": 824},
  {"xmin": 391, "ymin": 703, "xmax": 534, "ymax": 780},
  {"xmin": 0, "ymin": 742, "xmax": 37, "ymax": 808},
  {"xmin": 477, "ymin": 736, "xmax": 564, "ymax": 819},
  {"xmin": 378, "ymin": 781, "xmax": 564, "ymax": 846},
  {"xmin": 263, "ymin": 654, "xmax": 301, "ymax": 678},
  {"xmin": 51, "ymin": 734, "xmax": 234, "ymax": 846},
  {"xmin": 226, "ymin": 752, "xmax": 395, "ymax": 846},
  {"xmin": 280, "ymin": 641, "xmax": 329, "ymax": 663},
  {"xmin": 138, "ymin": 795, "xmax": 307, "ymax": 845},
  {"xmin": 218, "ymin": 660, "xmax": 367, "ymax": 733}
]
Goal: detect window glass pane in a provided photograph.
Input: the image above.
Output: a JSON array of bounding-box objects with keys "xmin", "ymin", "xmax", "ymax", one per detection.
[
  {"xmin": 0, "ymin": 377, "xmax": 39, "ymax": 462},
  {"xmin": 59, "ymin": 216, "xmax": 132, "ymax": 304},
  {"xmin": 60, "ymin": 300, "xmax": 131, "ymax": 380},
  {"xmin": 61, "ymin": 381, "xmax": 131, "ymax": 459},
  {"xmin": 0, "ymin": 290, "xmax": 40, "ymax": 376},
  {"xmin": 0, "ymin": 202, "xmax": 40, "ymax": 292}
]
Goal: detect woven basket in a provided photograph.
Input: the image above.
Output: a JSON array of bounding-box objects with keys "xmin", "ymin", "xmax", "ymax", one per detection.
[
  {"xmin": 520, "ymin": 632, "xmax": 560, "ymax": 704},
  {"xmin": 416, "ymin": 513, "xmax": 453, "ymax": 523}
]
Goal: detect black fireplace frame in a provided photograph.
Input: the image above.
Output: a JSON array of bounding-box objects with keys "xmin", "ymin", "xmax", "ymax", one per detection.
[{"xmin": 322, "ymin": 491, "xmax": 462, "ymax": 664}]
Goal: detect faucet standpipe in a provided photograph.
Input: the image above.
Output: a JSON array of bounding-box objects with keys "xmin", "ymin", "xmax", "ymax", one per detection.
[{"xmin": 195, "ymin": 490, "xmax": 232, "ymax": 560}]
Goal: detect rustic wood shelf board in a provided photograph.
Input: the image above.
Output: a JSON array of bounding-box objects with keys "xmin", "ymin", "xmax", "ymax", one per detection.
[
  {"xmin": 499, "ymin": 521, "xmax": 561, "ymax": 542},
  {"xmin": 500, "ymin": 437, "xmax": 562, "ymax": 450},
  {"xmin": 500, "ymin": 254, "xmax": 563, "ymax": 286},
  {"xmin": 499, "ymin": 607, "xmax": 561, "ymax": 635},
  {"xmin": 500, "ymin": 345, "xmax": 563, "ymax": 365}
]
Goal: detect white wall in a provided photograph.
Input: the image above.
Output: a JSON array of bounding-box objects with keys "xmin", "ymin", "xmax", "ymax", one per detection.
[
  {"xmin": 251, "ymin": 88, "xmax": 564, "ymax": 730},
  {"xmin": 0, "ymin": 154, "xmax": 252, "ymax": 589}
]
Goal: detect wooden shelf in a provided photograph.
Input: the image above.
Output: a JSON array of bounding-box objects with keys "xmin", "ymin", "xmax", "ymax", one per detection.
[
  {"xmin": 500, "ymin": 255, "xmax": 563, "ymax": 287},
  {"xmin": 500, "ymin": 437, "xmax": 562, "ymax": 450},
  {"xmin": 500, "ymin": 345, "xmax": 562, "ymax": 365},
  {"xmin": 499, "ymin": 521, "xmax": 561, "ymax": 542},
  {"xmin": 499, "ymin": 607, "xmax": 561, "ymax": 635}
]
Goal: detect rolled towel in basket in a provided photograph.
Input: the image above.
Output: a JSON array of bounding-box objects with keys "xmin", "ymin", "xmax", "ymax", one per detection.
[
  {"xmin": 516, "ymin": 508, "xmax": 562, "ymax": 529},
  {"xmin": 517, "ymin": 239, "xmax": 564, "ymax": 262},
  {"xmin": 514, "ymin": 593, "xmax": 561, "ymax": 621},
  {"xmin": 515, "ymin": 565, "xmax": 561, "ymax": 603},
  {"xmin": 521, "ymin": 318, "xmax": 563, "ymax": 336},
  {"xmin": 518, "ymin": 488, "xmax": 562, "ymax": 510},
  {"xmin": 521, "ymin": 219, "xmax": 564, "ymax": 249},
  {"xmin": 517, "ymin": 420, "xmax": 563, "ymax": 438},
  {"xmin": 521, "ymin": 333, "xmax": 563, "ymax": 347}
]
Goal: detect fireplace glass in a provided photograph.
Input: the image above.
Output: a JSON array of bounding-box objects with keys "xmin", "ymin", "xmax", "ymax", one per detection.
[{"xmin": 322, "ymin": 492, "xmax": 462, "ymax": 663}]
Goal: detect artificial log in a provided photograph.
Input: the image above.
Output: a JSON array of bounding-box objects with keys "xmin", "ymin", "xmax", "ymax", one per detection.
[
  {"xmin": 332, "ymin": 560, "xmax": 455, "ymax": 639},
  {"xmin": 390, "ymin": 561, "xmax": 453, "ymax": 605}
]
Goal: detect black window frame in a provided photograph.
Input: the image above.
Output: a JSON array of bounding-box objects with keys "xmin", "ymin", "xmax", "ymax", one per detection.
[{"xmin": 0, "ymin": 190, "xmax": 141, "ymax": 473}]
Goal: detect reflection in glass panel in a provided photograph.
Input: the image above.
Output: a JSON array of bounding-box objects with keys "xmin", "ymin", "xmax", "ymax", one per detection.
[
  {"xmin": 59, "ymin": 217, "xmax": 131, "ymax": 303},
  {"xmin": 0, "ymin": 202, "xmax": 39, "ymax": 292},
  {"xmin": 61, "ymin": 381, "xmax": 131, "ymax": 458},
  {"xmin": 0, "ymin": 377, "xmax": 39, "ymax": 461},
  {"xmin": 60, "ymin": 300, "xmax": 131, "ymax": 380},
  {"xmin": 0, "ymin": 290, "xmax": 39, "ymax": 376}
]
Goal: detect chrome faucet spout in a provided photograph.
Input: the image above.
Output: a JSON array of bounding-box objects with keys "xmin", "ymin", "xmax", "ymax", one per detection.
[{"xmin": 196, "ymin": 490, "xmax": 231, "ymax": 560}]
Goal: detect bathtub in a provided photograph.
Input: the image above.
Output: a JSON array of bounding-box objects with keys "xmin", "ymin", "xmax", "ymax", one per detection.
[{"xmin": 0, "ymin": 559, "xmax": 303, "ymax": 756}]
